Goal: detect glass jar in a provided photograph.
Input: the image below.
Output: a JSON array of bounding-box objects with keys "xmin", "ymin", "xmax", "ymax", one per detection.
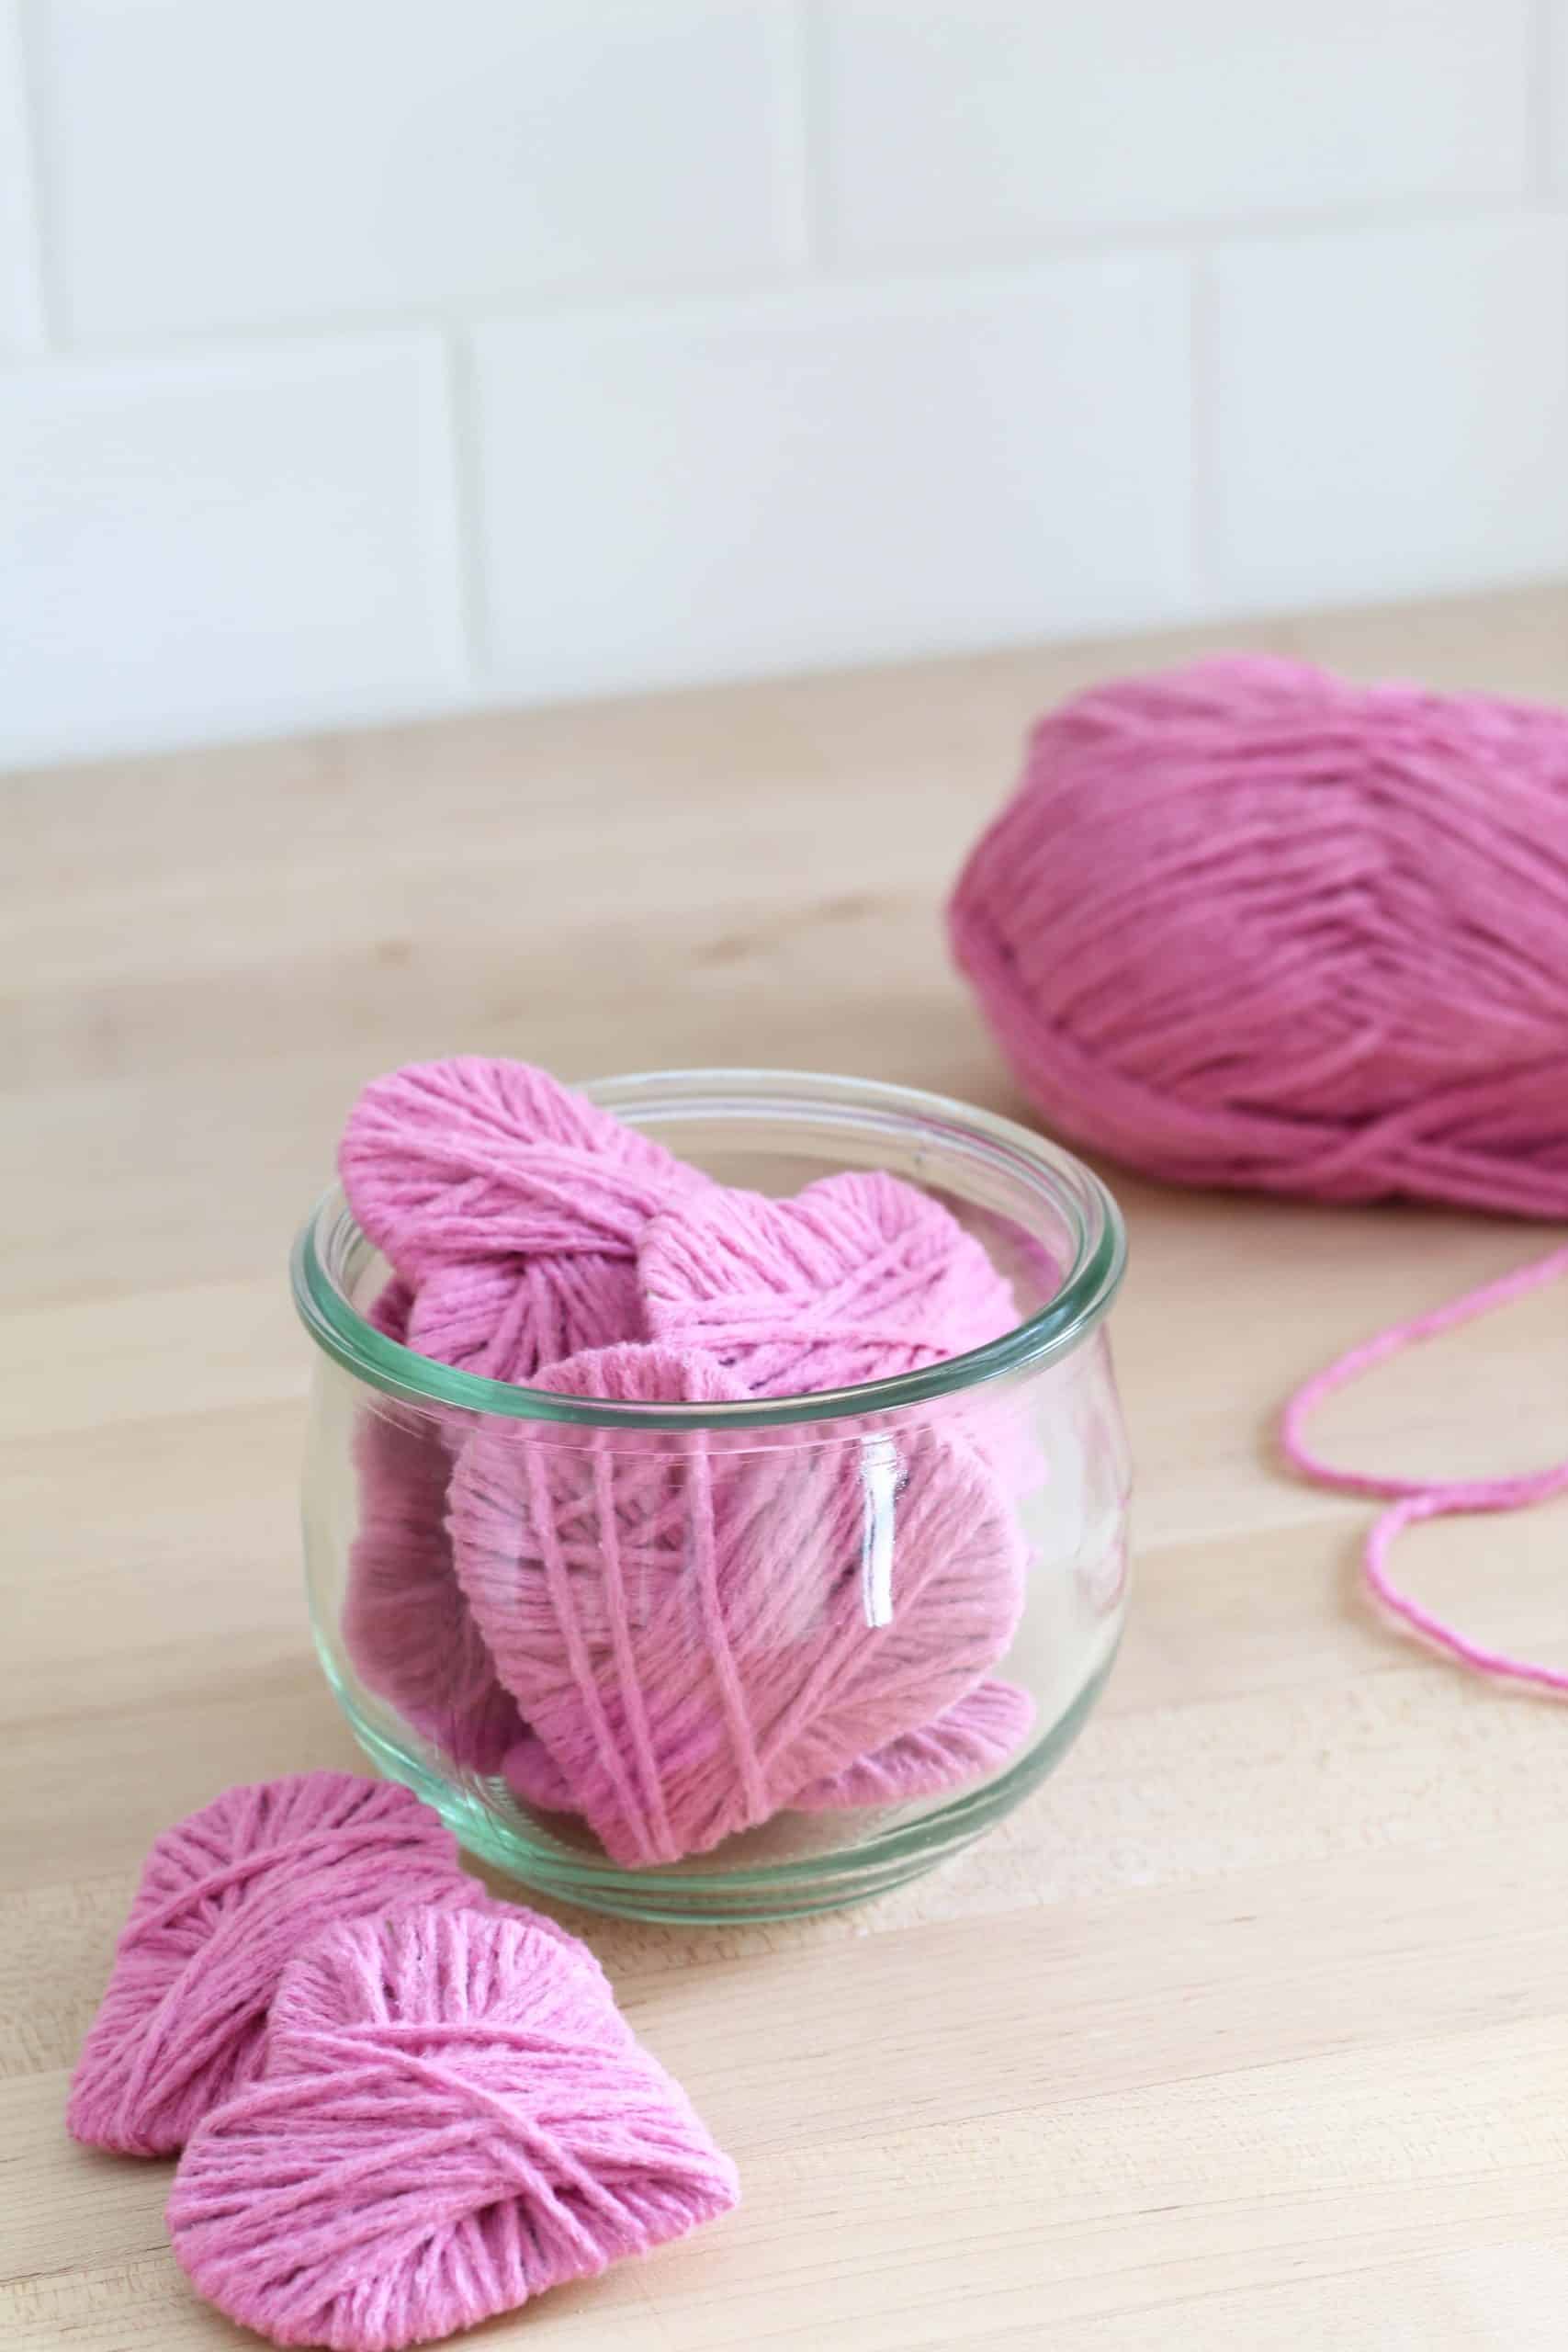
[{"xmin": 291, "ymin": 1069, "xmax": 1130, "ymax": 1923}]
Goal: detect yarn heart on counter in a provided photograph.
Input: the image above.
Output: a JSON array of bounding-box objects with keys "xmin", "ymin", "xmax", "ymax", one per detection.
[
  {"xmin": 340, "ymin": 1059, "xmax": 708, "ymax": 1380},
  {"xmin": 343, "ymin": 1281, "xmax": 522, "ymax": 1774},
  {"xmin": 67, "ymin": 1775, "xmax": 470, "ymax": 2156},
  {"xmin": 639, "ymin": 1169, "xmax": 1018, "ymax": 1398},
  {"xmin": 167, "ymin": 1906, "xmax": 739, "ymax": 2352},
  {"xmin": 451, "ymin": 1343, "xmax": 1026, "ymax": 1865}
]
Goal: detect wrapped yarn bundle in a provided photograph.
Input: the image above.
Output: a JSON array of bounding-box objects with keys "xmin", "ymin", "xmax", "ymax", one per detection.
[
  {"xmin": 950, "ymin": 657, "xmax": 1568, "ymax": 1218},
  {"xmin": 71, "ymin": 1775, "xmax": 737, "ymax": 2348},
  {"xmin": 953, "ymin": 657, "xmax": 1568, "ymax": 1700},
  {"xmin": 336, "ymin": 1059, "xmax": 1034, "ymax": 1863},
  {"xmin": 451, "ymin": 1343, "xmax": 1026, "ymax": 1864},
  {"xmin": 168, "ymin": 1905, "xmax": 738, "ymax": 2350}
]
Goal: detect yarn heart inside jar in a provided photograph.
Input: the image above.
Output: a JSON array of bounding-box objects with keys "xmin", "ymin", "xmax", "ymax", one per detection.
[
  {"xmin": 341, "ymin": 1057, "xmax": 708, "ymax": 1379},
  {"xmin": 449, "ymin": 1342, "xmax": 1028, "ymax": 1865},
  {"xmin": 300, "ymin": 1068, "xmax": 1134, "ymax": 1918}
]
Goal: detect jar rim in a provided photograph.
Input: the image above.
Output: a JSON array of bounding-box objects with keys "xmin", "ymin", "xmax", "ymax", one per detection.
[{"xmin": 289, "ymin": 1067, "xmax": 1126, "ymax": 1430}]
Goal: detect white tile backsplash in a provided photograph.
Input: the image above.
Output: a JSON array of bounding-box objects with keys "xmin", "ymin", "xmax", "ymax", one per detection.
[
  {"xmin": 0, "ymin": 337, "xmax": 464, "ymax": 765},
  {"xmin": 0, "ymin": 1, "xmax": 42, "ymax": 350},
  {"xmin": 473, "ymin": 261, "xmax": 1193, "ymax": 699},
  {"xmin": 1204, "ymin": 219, "xmax": 1568, "ymax": 607},
  {"xmin": 818, "ymin": 0, "xmax": 1534, "ymax": 258},
  {"xmin": 36, "ymin": 0, "xmax": 797, "ymax": 340},
  {"xmin": 1, "ymin": 0, "xmax": 1565, "ymax": 766}
]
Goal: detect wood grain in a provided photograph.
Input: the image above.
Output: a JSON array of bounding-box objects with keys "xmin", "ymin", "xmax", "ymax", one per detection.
[{"xmin": 5, "ymin": 582, "xmax": 1567, "ymax": 2349}]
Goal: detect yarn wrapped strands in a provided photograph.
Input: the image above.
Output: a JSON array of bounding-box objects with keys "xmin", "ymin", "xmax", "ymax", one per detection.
[
  {"xmin": 951, "ymin": 657, "xmax": 1568, "ymax": 1218},
  {"xmin": 451, "ymin": 1343, "xmax": 1027, "ymax": 1865},
  {"xmin": 340, "ymin": 1058, "xmax": 708, "ymax": 1378},
  {"xmin": 343, "ymin": 1280, "xmax": 522, "ymax": 1773},
  {"xmin": 67, "ymin": 1775, "xmax": 470, "ymax": 2156},
  {"xmin": 500, "ymin": 1677, "xmax": 1035, "ymax": 1817},
  {"xmin": 167, "ymin": 1906, "xmax": 739, "ymax": 2352},
  {"xmin": 639, "ymin": 1170, "xmax": 1019, "ymax": 1395},
  {"xmin": 789, "ymin": 1676, "xmax": 1034, "ymax": 1809}
]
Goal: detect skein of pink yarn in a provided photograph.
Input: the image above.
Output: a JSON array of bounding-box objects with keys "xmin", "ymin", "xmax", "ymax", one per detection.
[
  {"xmin": 168, "ymin": 1906, "xmax": 739, "ymax": 2352},
  {"xmin": 951, "ymin": 657, "xmax": 1568, "ymax": 1217},
  {"xmin": 953, "ymin": 658, "xmax": 1568, "ymax": 1693}
]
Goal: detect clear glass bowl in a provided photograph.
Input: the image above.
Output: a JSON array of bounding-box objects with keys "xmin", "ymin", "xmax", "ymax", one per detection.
[{"xmin": 291, "ymin": 1069, "xmax": 1131, "ymax": 1923}]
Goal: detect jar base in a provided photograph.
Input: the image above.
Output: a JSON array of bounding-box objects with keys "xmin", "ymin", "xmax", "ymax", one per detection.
[{"xmin": 333, "ymin": 1649, "xmax": 1116, "ymax": 1925}]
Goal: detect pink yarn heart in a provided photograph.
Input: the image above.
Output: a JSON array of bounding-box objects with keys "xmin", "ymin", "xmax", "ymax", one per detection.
[
  {"xmin": 451, "ymin": 1343, "xmax": 1026, "ymax": 1865},
  {"xmin": 344, "ymin": 1281, "xmax": 522, "ymax": 1774},
  {"xmin": 340, "ymin": 1059, "xmax": 707, "ymax": 1380},
  {"xmin": 67, "ymin": 1775, "xmax": 470, "ymax": 2155},
  {"xmin": 788, "ymin": 1676, "xmax": 1034, "ymax": 1809},
  {"xmin": 167, "ymin": 1906, "xmax": 739, "ymax": 2352},
  {"xmin": 639, "ymin": 1169, "xmax": 1018, "ymax": 1397},
  {"xmin": 503, "ymin": 1677, "xmax": 1032, "ymax": 1816}
]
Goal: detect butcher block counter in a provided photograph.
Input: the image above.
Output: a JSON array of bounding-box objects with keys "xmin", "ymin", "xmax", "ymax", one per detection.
[{"xmin": 6, "ymin": 582, "xmax": 1568, "ymax": 2351}]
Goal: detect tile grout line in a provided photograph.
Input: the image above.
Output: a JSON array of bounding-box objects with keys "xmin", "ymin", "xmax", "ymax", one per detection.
[
  {"xmin": 1529, "ymin": 0, "xmax": 1557, "ymax": 198},
  {"xmin": 442, "ymin": 324, "xmax": 491, "ymax": 689},
  {"xmin": 9, "ymin": 0, "xmax": 61, "ymax": 351},
  {"xmin": 1185, "ymin": 248, "xmax": 1217, "ymax": 622}
]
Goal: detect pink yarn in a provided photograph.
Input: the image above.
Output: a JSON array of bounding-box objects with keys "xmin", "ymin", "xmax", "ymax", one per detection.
[
  {"xmin": 1282, "ymin": 1245, "xmax": 1568, "ymax": 1692},
  {"xmin": 344, "ymin": 1279, "xmax": 522, "ymax": 1773},
  {"xmin": 785, "ymin": 1677, "xmax": 1035, "ymax": 1809},
  {"xmin": 951, "ymin": 658, "xmax": 1568, "ymax": 1217},
  {"xmin": 450, "ymin": 1342, "xmax": 1026, "ymax": 1864},
  {"xmin": 334, "ymin": 1059, "xmax": 1039, "ymax": 1839},
  {"xmin": 167, "ymin": 1906, "xmax": 739, "ymax": 2352},
  {"xmin": 639, "ymin": 1170, "xmax": 1018, "ymax": 1396},
  {"xmin": 340, "ymin": 1058, "xmax": 706, "ymax": 1379},
  {"xmin": 501, "ymin": 1677, "xmax": 1034, "ymax": 1817},
  {"xmin": 67, "ymin": 1775, "xmax": 470, "ymax": 2155}
]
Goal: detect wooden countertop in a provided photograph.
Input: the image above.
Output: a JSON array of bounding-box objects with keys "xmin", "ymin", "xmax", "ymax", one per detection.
[{"xmin": 6, "ymin": 584, "xmax": 1568, "ymax": 2351}]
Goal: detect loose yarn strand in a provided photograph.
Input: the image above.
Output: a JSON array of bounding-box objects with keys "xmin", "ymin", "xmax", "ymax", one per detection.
[{"xmin": 1281, "ymin": 1245, "xmax": 1568, "ymax": 1693}]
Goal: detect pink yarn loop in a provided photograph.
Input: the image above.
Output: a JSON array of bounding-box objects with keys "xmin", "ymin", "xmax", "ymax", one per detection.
[
  {"xmin": 951, "ymin": 658, "xmax": 1568, "ymax": 1218},
  {"xmin": 1281, "ymin": 1246, "xmax": 1568, "ymax": 1694}
]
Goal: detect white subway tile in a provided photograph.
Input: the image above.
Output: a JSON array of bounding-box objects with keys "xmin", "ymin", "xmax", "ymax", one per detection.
[
  {"xmin": 0, "ymin": 336, "xmax": 464, "ymax": 765},
  {"xmin": 1550, "ymin": 0, "xmax": 1568, "ymax": 192},
  {"xmin": 472, "ymin": 261, "xmax": 1193, "ymax": 699},
  {"xmin": 819, "ymin": 0, "xmax": 1531, "ymax": 259},
  {"xmin": 0, "ymin": 1, "xmax": 42, "ymax": 349},
  {"xmin": 37, "ymin": 0, "xmax": 795, "ymax": 342},
  {"xmin": 1203, "ymin": 219, "xmax": 1568, "ymax": 608}
]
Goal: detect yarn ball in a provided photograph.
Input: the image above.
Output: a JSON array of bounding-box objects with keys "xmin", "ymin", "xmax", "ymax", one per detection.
[
  {"xmin": 67, "ymin": 1774, "xmax": 469, "ymax": 2156},
  {"xmin": 450, "ymin": 1342, "xmax": 1026, "ymax": 1865},
  {"xmin": 639, "ymin": 1169, "xmax": 1018, "ymax": 1396},
  {"xmin": 344, "ymin": 1280, "xmax": 523, "ymax": 1774},
  {"xmin": 950, "ymin": 657, "xmax": 1568, "ymax": 1217},
  {"xmin": 167, "ymin": 1906, "xmax": 739, "ymax": 2352},
  {"xmin": 340, "ymin": 1058, "xmax": 707, "ymax": 1379}
]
